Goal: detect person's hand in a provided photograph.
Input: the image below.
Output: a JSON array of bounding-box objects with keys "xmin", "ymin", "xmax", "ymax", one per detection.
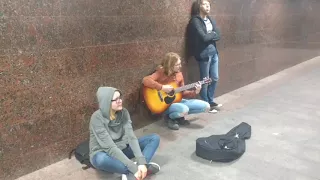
[
  {"xmin": 195, "ymin": 82, "xmax": 202, "ymax": 94},
  {"xmin": 134, "ymin": 170, "xmax": 142, "ymax": 180},
  {"xmin": 162, "ymin": 85, "xmax": 174, "ymax": 93},
  {"xmin": 138, "ymin": 165, "xmax": 148, "ymax": 179}
]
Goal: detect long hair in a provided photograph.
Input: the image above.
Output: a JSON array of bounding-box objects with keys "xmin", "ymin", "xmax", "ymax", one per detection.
[
  {"xmin": 191, "ymin": 1, "xmax": 200, "ymax": 16},
  {"xmin": 197, "ymin": 0, "xmax": 211, "ymax": 7},
  {"xmin": 158, "ymin": 52, "xmax": 180, "ymax": 76},
  {"xmin": 195, "ymin": 0, "xmax": 211, "ymax": 15},
  {"xmin": 184, "ymin": 1, "xmax": 202, "ymax": 59}
]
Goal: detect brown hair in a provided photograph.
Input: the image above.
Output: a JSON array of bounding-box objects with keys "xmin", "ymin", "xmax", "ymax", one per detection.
[
  {"xmin": 193, "ymin": 0, "xmax": 211, "ymax": 15},
  {"xmin": 159, "ymin": 52, "xmax": 181, "ymax": 76},
  {"xmin": 191, "ymin": 1, "xmax": 200, "ymax": 16},
  {"xmin": 197, "ymin": 0, "xmax": 210, "ymax": 5}
]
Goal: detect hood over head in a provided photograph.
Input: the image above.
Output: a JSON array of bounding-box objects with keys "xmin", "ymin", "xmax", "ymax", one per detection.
[{"xmin": 96, "ymin": 86, "xmax": 122, "ymax": 118}]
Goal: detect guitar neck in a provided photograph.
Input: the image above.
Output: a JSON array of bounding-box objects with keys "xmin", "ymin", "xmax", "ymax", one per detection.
[{"xmin": 175, "ymin": 82, "xmax": 198, "ymax": 93}]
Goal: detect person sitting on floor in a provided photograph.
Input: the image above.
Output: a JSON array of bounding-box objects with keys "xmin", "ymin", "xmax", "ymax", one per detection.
[
  {"xmin": 89, "ymin": 87, "xmax": 160, "ymax": 180},
  {"xmin": 142, "ymin": 52, "xmax": 210, "ymax": 130}
]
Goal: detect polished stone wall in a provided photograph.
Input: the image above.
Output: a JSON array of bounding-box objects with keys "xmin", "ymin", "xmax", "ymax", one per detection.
[{"xmin": 0, "ymin": 0, "xmax": 319, "ymax": 179}]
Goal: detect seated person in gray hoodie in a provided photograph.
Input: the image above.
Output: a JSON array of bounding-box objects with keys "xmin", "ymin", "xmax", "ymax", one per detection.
[{"xmin": 89, "ymin": 87, "xmax": 160, "ymax": 180}]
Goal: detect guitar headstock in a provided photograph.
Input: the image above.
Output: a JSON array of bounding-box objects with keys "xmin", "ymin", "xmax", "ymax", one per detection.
[{"xmin": 200, "ymin": 77, "xmax": 212, "ymax": 85}]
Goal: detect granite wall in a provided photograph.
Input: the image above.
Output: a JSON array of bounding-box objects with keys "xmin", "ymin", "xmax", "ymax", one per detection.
[{"xmin": 0, "ymin": 0, "xmax": 319, "ymax": 179}]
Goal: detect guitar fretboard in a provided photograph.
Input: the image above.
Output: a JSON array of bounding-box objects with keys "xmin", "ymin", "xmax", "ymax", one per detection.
[{"xmin": 175, "ymin": 81, "xmax": 203, "ymax": 93}]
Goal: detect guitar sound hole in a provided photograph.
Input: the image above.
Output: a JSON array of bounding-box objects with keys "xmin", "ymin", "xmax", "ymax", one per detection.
[
  {"xmin": 168, "ymin": 91, "xmax": 175, "ymax": 96},
  {"xmin": 164, "ymin": 95, "xmax": 175, "ymax": 104}
]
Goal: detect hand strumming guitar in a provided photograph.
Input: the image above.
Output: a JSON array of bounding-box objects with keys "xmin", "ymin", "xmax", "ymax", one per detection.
[{"xmin": 162, "ymin": 85, "xmax": 174, "ymax": 93}]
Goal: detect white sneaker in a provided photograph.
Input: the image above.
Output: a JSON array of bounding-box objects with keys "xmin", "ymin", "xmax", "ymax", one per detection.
[
  {"xmin": 209, "ymin": 109, "xmax": 218, "ymax": 113},
  {"xmin": 121, "ymin": 174, "xmax": 137, "ymax": 180},
  {"xmin": 121, "ymin": 174, "xmax": 128, "ymax": 180}
]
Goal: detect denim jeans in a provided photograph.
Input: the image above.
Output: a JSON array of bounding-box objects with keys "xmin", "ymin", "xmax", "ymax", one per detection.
[
  {"xmin": 164, "ymin": 99, "xmax": 210, "ymax": 119},
  {"xmin": 198, "ymin": 53, "xmax": 219, "ymax": 104},
  {"xmin": 91, "ymin": 133, "xmax": 160, "ymax": 175}
]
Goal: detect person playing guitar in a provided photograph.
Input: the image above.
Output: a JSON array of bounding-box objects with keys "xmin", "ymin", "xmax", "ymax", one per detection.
[{"xmin": 142, "ymin": 52, "xmax": 210, "ymax": 130}]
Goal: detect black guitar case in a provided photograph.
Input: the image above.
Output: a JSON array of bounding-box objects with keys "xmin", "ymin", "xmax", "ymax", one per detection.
[{"xmin": 196, "ymin": 122, "xmax": 251, "ymax": 162}]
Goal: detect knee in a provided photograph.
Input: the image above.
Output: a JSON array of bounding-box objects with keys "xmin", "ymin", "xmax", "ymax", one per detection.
[
  {"xmin": 179, "ymin": 112, "xmax": 188, "ymax": 117},
  {"xmin": 203, "ymin": 101, "xmax": 211, "ymax": 112},
  {"xmin": 177, "ymin": 106, "xmax": 189, "ymax": 117},
  {"xmin": 212, "ymin": 75, "xmax": 219, "ymax": 82},
  {"xmin": 211, "ymin": 71, "xmax": 219, "ymax": 81},
  {"xmin": 150, "ymin": 133, "xmax": 160, "ymax": 145},
  {"xmin": 204, "ymin": 102, "xmax": 211, "ymax": 112},
  {"xmin": 179, "ymin": 106, "xmax": 189, "ymax": 117},
  {"xmin": 93, "ymin": 153, "xmax": 107, "ymax": 168}
]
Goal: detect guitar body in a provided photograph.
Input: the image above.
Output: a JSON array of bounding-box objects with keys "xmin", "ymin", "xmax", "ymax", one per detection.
[{"xmin": 143, "ymin": 82, "xmax": 183, "ymax": 114}]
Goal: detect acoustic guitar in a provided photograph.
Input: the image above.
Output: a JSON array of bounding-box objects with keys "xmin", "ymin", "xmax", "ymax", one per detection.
[{"xmin": 142, "ymin": 77, "xmax": 212, "ymax": 114}]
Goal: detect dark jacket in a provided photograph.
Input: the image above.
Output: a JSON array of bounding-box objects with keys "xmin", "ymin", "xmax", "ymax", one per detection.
[{"xmin": 188, "ymin": 15, "xmax": 221, "ymax": 60}]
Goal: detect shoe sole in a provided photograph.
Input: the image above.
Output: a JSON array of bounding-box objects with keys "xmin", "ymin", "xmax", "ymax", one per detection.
[
  {"xmin": 209, "ymin": 109, "xmax": 218, "ymax": 113},
  {"xmin": 149, "ymin": 162, "xmax": 161, "ymax": 171},
  {"xmin": 147, "ymin": 162, "xmax": 161, "ymax": 175},
  {"xmin": 147, "ymin": 162, "xmax": 161, "ymax": 176}
]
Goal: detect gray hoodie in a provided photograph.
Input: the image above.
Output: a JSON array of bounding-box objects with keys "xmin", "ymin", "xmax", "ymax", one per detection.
[{"xmin": 89, "ymin": 87, "xmax": 146, "ymax": 173}]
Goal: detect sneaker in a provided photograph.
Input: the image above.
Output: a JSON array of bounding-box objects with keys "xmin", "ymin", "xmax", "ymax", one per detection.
[
  {"xmin": 122, "ymin": 163, "xmax": 160, "ymax": 180},
  {"xmin": 121, "ymin": 174, "xmax": 137, "ymax": 180},
  {"xmin": 167, "ymin": 119, "xmax": 179, "ymax": 130},
  {"xmin": 146, "ymin": 162, "xmax": 161, "ymax": 175},
  {"xmin": 210, "ymin": 102, "xmax": 223, "ymax": 108},
  {"xmin": 209, "ymin": 108, "xmax": 218, "ymax": 113},
  {"xmin": 176, "ymin": 117, "xmax": 190, "ymax": 125}
]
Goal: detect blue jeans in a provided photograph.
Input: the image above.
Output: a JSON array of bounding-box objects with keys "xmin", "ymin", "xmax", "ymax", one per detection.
[
  {"xmin": 91, "ymin": 134, "xmax": 160, "ymax": 175},
  {"xmin": 198, "ymin": 53, "xmax": 219, "ymax": 104},
  {"xmin": 164, "ymin": 99, "xmax": 210, "ymax": 119}
]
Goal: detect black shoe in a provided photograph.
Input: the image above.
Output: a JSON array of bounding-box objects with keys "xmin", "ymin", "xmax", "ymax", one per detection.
[
  {"xmin": 146, "ymin": 162, "xmax": 161, "ymax": 175},
  {"xmin": 176, "ymin": 117, "xmax": 190, "ymax": 125},
  {"xmin": 210, "ymin": 102, "xmax": 222, "ymax": 108},
  {"xmin": 167, "ymin": 119, "xmax": 179, "ymax": 130}
]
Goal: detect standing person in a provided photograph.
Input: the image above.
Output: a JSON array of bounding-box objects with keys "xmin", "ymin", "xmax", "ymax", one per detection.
[
  {"xmin": 89, "ymin": 87, "xmax": 161, "ymax": 180},
  {"xmin": 189, "ymin": 0, "xmax": 222, "ymax": 113}
]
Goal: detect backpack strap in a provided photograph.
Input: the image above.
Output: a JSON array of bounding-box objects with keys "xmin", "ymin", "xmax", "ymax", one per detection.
[
  {"xmin": 82, "ymin": 163, "xmax": 96, "ymax": 170},
  {"xmin": 68, "ymin": 149, "xmax": 76, "ymax": 159},
  {"xmin": 82, "ymin": 165, "xmax": 90, "ymax": 170}
]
